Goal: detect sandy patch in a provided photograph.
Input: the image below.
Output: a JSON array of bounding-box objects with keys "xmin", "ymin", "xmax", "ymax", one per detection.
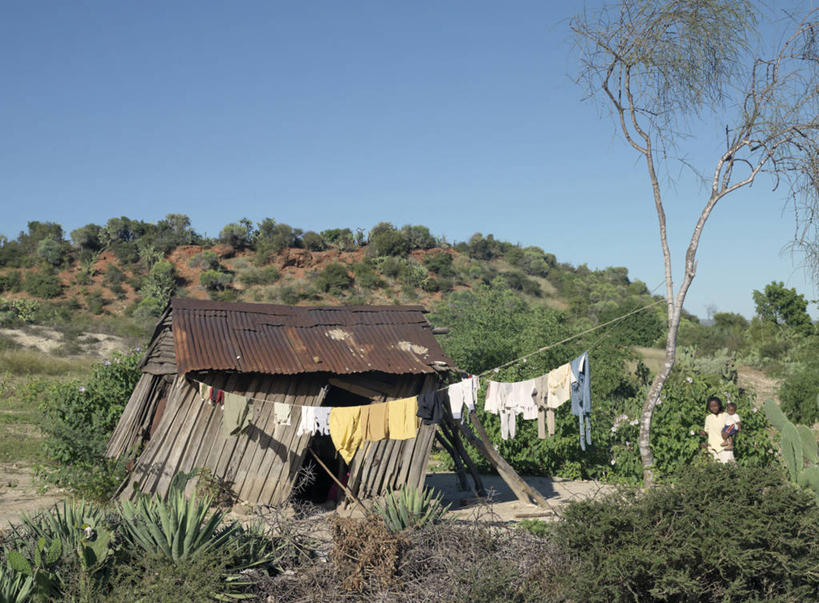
[
  {"xmin": 0, "ymin": 327, "xmax": 129, "ymax": 358},
  {"xmin": 0, "ymin": 464, "xmax": 62, "ymax": 527}
]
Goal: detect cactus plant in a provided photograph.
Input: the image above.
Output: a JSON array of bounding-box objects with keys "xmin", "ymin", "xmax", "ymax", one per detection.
[
  {"xmin": 763, "ymin": 398, "xmax": 788, "ymax": 431},
  {"xmin": 4, "ymin": 537, "xmax": 61, "ymax": 600},
  {"xmin": 781, "ymin": 422, "xmax": 803, "ymax": 483},
  {"xmin": 763, "ymin": 398, "xmax": 819, "ymax": 501},
  {"xmin": 797, "ymin": 424, "xmax": 819, "ymax": 464},
  {"xmin": 373, "ymin": 486, "xmax": 450, "ymax": 533}
]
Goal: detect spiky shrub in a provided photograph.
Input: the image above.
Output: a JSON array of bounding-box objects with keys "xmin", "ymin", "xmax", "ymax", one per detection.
[
  {"xmin": 555, "ymin": 464, "xmax": 819, "ymax": 601},
  {"xmin": 119, "ymin": 489, "xmax": 237, "ymax": 564},
  {"xmin": 0, "ymin": 565, "xmax": 34, "ymax": 603},
  {"xmin": 373, "ymin": 486, "xmax": 450, "ymax": 533},
  {"xmin": 20, "ymin": 500, "xmax": 107, "ymax": 553}
]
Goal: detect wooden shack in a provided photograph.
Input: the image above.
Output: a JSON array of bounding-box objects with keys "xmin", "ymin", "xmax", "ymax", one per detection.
[{"xmin": 106, "ymin": 298, "xmax": 458, "ymax": 505}]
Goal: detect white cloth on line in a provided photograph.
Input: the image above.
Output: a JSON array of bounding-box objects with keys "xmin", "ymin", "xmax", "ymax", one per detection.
[
  {"xmin": 296, "ymin": 406, "xmax": 332, "ymax": 436},
  {"xmin": 447, "ymin": 376, "xmax": 479, "ymax": 420}
]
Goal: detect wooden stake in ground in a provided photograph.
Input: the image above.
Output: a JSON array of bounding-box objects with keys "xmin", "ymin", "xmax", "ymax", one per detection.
[{"xmin": 307, "ymin": 447, "xmax": 368, "ymax": 514}]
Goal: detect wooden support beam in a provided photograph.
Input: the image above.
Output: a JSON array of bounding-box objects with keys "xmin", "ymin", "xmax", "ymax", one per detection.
[
  {"xmin": 434, "ymin": 431, "xmax": 470, "ymax": 492},
  {"xmin": 440, "ymin": 413, "xmax": 486, "ymax": 497},
  {"xmin": 457, "ymin": 409, "xmax": 553, "ymax": 509}
]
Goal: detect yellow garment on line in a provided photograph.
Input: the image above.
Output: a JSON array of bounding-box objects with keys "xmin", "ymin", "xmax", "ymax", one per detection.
[
  {"xmin": 330, "ymin": 406, "xmax": 364, "ymax": 463},
  {"xmin": 388, "ymin": 396, "xmax": 418, "ymax": 440},
  {"xmin": 364, "ymin": 402, "xmax": 389, "ymax": 441}
]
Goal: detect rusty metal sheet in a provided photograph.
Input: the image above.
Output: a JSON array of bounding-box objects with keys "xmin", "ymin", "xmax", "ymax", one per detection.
[{"xmin": 170, "ymin": 298, "xmax": 455, "ymax": 376}]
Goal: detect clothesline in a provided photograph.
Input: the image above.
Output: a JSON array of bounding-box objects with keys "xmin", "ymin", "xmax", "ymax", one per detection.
[
  {"xmin": 188, "ymin": 295, "xmax": 666, "ymax": 408},
  {"xmin": 477, "ymin": 296, "xmax": 666, "ymax": 377}
]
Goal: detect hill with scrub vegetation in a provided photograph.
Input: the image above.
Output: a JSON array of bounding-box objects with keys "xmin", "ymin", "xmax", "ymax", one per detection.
[
  {"xmin": 1, "ymin": 214, "xmax": 819, "ymax": 486},
  {"xmin": 0, "ymin": 216, "xmax": 670, "ymax": 344}
]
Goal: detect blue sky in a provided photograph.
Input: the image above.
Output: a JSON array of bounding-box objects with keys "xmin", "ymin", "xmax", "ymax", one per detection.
[{"xmin": 1, "ymin": 1, "xmax": 815, "ymax": 318}]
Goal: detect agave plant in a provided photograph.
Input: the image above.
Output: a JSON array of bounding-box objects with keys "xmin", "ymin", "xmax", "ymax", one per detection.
[
  {"xmin": 0, "ymin": 564, "xmax": 35, "ymax": 603},
  {"xmin": 373, "ymin": 486, "xmax": 450, "ymax": 533},
  {"xmin": 20, "ymin": 500, "xmax": 107, "ymax": 554},
  {"xmin": 119, "ymin": 489, "xmax": 238, "ymax": 564}
]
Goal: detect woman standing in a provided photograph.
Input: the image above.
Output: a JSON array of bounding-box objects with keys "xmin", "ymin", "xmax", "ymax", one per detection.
[{"xmin": 701, "ymin": 395, "xmax": 734, "ymax": 463}]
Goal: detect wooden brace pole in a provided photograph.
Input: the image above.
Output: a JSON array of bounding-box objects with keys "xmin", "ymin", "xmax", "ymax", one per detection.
[
  {"xmin": 457, "ymin": 409, "xmax": 553, "ymax": 509},
  {"xmin": 307, "ymin": 448, "xmax": 368, "ymax": 514}
]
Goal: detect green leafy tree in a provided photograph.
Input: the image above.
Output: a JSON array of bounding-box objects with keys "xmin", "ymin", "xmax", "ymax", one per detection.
[
  {"xmin": 70, "ymin": 224, "xmax": 103, "ymax": 251},
  {"xmin": 753, "ymin": 281, "xmax": 813, "ymax": 336},
  {"xmin": 218, "ymin": 220, "xmax": 254, "ymax": 249},
  {"xmin": 367, "ymin": 222, "xmax": 410, "ymax": 257}
]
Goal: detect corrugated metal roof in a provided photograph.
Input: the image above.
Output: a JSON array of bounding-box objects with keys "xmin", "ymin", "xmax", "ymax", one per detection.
[{"xmin": 170, "ymin": 298, "xmax": 456, "ymax": 376}]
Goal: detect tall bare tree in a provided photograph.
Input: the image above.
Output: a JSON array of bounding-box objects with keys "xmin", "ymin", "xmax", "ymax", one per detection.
[{"xmin": 572, "ymin": 0, "xmax": 819, "ymax": 485}]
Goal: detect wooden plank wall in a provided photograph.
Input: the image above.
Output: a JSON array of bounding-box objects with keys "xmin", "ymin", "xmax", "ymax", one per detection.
[
  {"xmin": 139, "ymin": 312, "xmax": 177, "ymax": 376},
  {"xmin": 122, "ymin": 370, "xmax": 442, "ymax": 505},
  {"xmin": 105, "ymin": 373, "xmax": 167, "ymax": 458},
  {"xmin": 340, "ymin": 373, "xmax": 440, "ymax": 500},
  {"xmin": 122, "ymin": 372, "xmax": 326, "ymax": 505}
]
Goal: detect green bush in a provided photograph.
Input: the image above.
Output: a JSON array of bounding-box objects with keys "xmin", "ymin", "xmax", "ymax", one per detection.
[
  {"xmin": 780, "ymin": 365, "xmax": 819, "ymax": 426},
  {"xmin": 314, "ymin": 263, "xmax": 353, "ymax": 294},
  {"xmin": 375, "ymin": 256, "xmax": 403, "ymax": 278},
  {"xmin": 85, "ymin": 290, "xmax": 107, "ymax": 315},
  {"xmin": 321, "ymin": 228, "xmax": 356, "ymax": 251},
  {"xmin": 138, "ymin": 260, "xmax": 176, "ymax": 314},
  {"xmin": 36, "ymin": 238, "xmax": 65, "ymax": 267},
  {"xmin": 24, "ymin": 271, "xmax": 63, "ymax": 299},
  {"xmin": 278, "ymin": 285, "xmax": 301, "ymax": 305},
  {"xmin": 367, "ymin": 222, "xmax": 410, "ymax": 257},
  {"xmin": 239, "ymin": 266, "xmax": 280, "ymax": 286},
  {"xmin": 605, "ymin": 372, "xmax": 774, "ymax": 483},
  {"xmin": 398, "ymin": 259, "xmax": 427, "ymax": 289},
  {"xmin": 554, "ymin": 464, "xmax": 819, "ymax": 601},
  {"xmin": 0, "ymin": 270, "xmax": 22, "ymax": 293},
  {"xmin": 34, "ymin": 350, "xmax": 141, "ymax": 500},
  {"xmin": 350, "ymin": 261, "xmax": 384, "ymax": 290},
  {"xmin": 188, "ymin": 250, "xmax": 220, "ymax": 270},
  {"xmin": 219, "ymin": 221, "xmax": 254, "ymax": 249},
  {"xmin": 200, "ymin": 269, "xmax": 233, "ymax": 291},
  {"xmin": 302, "ymin": 230, "xmax": 326, "ymax": 251},
  {"xmin": 422, "ymin": 252, "xmax": 456, "ymax": 277}
]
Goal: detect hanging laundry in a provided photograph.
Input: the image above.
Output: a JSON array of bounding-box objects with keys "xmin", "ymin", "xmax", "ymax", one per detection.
[
  {"xmin": 297, "ymin": 406, "xmax": 332, "ymax": 437},
  {"xmin": 447, "ymin": 376, "xmax": 479, "ymax": 420},
  {"xmin": 547, "ymin": 363, "xmax": 572, "ymax": 407},
  {"xmin": 222, "ymin": 392, "xmax": 252, "ymax": 438},
  {"xmin": 570, "ymin": 352, "xmax": 592, "ymax": 450},
  {"xmin": 534, "ymin": 374, "xmax": 550, "ymax": 439},
  {"xmin": 535, "ymin": 371, "xmax": 572, "ymax": 439},
  {"xmin": 417, "ymin": 390, "xmax": 447, "ymax": 425},
  {"xmin": 485, "ymin": 379, "xmax": 538, "ymax": 440},
  {"xmin": 363, "ymin": 402, "xmax": 389, "ymax": 441},
  {"xmin": 199, "ymin": 382, "xmax": 212, "ymax": 403},
  {"xmin": 210, "ymin": 388, "xmax": 225, "ymax": 406},
  {"xmin": 273, "ymin": 402, "xmax": 292, "ymax": 426},
  {"xmin": 388, "ymin": 396, "xmax": 419, "ymax": 440},
  {"xmin": 329, "ymin": 406, "xmax": 364, "ymax": 463}
]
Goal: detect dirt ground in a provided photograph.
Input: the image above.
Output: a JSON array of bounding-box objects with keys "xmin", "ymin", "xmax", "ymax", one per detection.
[
  {"xmin": 0, "ymin": 326, "xmax": 128, "ymax": 358},
  {"xmin": 737, "ymin": 365, "xmax": 781, "ymax": 406},
  {"xmin": 1, "ymin": 461, "xmax": 609, "ymax": 530},
  {"xmin": 0, "ymin": 464, "xmax": 62, "ymax": 526}
]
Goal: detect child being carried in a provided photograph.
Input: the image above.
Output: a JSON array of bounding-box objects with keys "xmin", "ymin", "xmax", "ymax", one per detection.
[{"xmin": 720, "ymin": 401, "xmax": 741, "ymax": 450}]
